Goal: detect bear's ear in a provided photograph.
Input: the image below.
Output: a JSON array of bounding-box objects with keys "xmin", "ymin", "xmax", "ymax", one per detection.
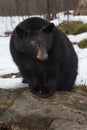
[
  {"xmin": 16, "ymin": 26, "xmax": 28, "ymax": 38},
  {"xmin": 42, "ymin": 23, "xmax": 54, "ymax": 33}
]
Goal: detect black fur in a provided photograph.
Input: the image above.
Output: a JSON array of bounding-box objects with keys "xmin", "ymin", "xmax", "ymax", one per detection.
[{"xmin": 10, "ymin": 17, "xmax": 78, "ymax": 98}]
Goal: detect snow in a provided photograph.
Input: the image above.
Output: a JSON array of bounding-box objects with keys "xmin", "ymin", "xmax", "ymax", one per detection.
[
  {"xmin": 51, "ymin": 10, "xmax": 87, "ymax": 26},
  {"xmin": 0, "ymin": 15, "xmax": 43, "ymax": 36},
  {"xmin": 0, "ymin": 12, "xmax": 87, "ymax": 89},
  {"xmin": 74, "ymin": 45, "xmax": 87, "ymax": 86},
  {"xmin": 0, "ymin": 37, "xmax": 18, "ymax": 76},
  {"xmin": 0, "ymin": 78, "xmax": 28, "ymax": 89},
  {"xmin": 68, "ymin": 32, "xmax": 87, "ymax": 43}
]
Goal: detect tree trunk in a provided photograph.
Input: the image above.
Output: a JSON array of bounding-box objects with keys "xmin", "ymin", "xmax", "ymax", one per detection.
[{"xmin": 46, "ymin": 0, "xmax": 51, "ymax": 20}]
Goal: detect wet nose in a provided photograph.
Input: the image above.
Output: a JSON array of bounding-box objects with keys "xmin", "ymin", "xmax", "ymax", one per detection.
[{"xmin": 36, "ymin": 47, "xmax": 48, "ymax": 61}]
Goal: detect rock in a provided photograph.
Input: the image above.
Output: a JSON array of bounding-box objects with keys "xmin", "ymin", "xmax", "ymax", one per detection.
[
  {"xmin": 0, "ymin": 122, "xmax": 11, "ymax": 130},
  {"xmin": 0, "ymin": 88, "xmax": 87, "ymax": 130}
]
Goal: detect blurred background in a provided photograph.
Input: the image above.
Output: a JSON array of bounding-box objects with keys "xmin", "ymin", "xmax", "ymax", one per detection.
[
  {"xmin": 0, "ymin": 0, "xmax": 87, "ymax": 36},
  {"xmin": 0, "ymin": 0, "xmax": 86, "ymax": 20}
]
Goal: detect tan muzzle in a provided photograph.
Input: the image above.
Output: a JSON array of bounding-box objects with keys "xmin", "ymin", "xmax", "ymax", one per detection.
[{"xmin": 36, "ymin": 47, "xmax": 48, "ymax": 61}]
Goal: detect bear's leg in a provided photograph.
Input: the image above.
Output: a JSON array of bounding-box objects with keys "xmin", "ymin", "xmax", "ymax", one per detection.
[
  {"xmin": 29, "ymin": 72, "xmax": 57, "ymax": 98},
  {"xmin": 19, "ymin": 67, "xmax": 57, "ymax": 98},
  {"xmin": 19, "ymin": 67, "xmax": 30, "ymax": 83},
  {"xmin": 29, "ymin": 78, "xmax": 41, "ymax": 94},
  {"xmin": 37, "ymin": 78, "xmax": 57, "ymax": 98},
  {"xmin": 19, "ymin": 67, "xmax": 41, "ymax": 93},
  {"xmin": 35, "ymin": 65, "xmax": 59, "ymax": 98},
  {"xmin": 33, "ymin": 70, "xmax": 58, "ymax": 98}
]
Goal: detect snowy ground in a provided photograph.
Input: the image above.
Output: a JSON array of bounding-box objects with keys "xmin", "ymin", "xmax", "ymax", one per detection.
[{"xmin": 0, "ymin": 12, "xmax": 87, "ymax": 89}]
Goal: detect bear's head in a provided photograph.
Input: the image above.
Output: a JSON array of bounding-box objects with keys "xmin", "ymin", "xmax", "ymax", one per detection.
[{"xmin": 15, "ymin": 22, "xmax": 54, "ymax": 61}]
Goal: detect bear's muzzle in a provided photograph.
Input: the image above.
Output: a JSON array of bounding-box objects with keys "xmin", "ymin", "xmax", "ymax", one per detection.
[{"xmin": 36, "ymin": 47, "xmax": 48, "ymax": 61}]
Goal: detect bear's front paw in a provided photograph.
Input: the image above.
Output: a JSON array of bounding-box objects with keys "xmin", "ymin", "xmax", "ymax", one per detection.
[
  {"xmin": 38, "ymin": 88, "xmax": 55, "ymax": 98},
  {"xmin": 30, "ymin": 87, "xmax": 55, "ymax": 98}
]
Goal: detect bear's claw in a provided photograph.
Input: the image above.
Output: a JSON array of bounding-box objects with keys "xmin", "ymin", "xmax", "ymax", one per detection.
[{"xmin": 30, "ymin": 88, "xmax": 54, "ymax": 98}]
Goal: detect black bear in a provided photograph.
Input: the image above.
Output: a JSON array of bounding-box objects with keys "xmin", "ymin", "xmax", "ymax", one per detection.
[{"xmin": 10, "ymin": 17, "xmax": 78, "ymax": 98}]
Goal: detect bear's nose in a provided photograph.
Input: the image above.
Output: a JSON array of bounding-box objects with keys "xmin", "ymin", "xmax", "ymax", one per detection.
[
  {"xmin": 41, "ymin": 53, "xmax": 48, "ymax": 61},
  {"xmin": 36, "ymin": 47, "xmax": 48, "ymax": 61}
]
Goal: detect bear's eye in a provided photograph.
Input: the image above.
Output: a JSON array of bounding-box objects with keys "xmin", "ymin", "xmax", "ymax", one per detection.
[
  {"xmin": 30, "ymin": 41, "xmax": 39, "ymax": 50},
  {"xmin": 31, "ymin": 41, "xmax": 36, "ymax": 46}
]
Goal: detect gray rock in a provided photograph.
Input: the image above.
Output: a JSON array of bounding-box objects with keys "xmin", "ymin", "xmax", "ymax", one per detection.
[{"xmin": 0, "ymin": 88, "xmax": 87, "ymax": 130}]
